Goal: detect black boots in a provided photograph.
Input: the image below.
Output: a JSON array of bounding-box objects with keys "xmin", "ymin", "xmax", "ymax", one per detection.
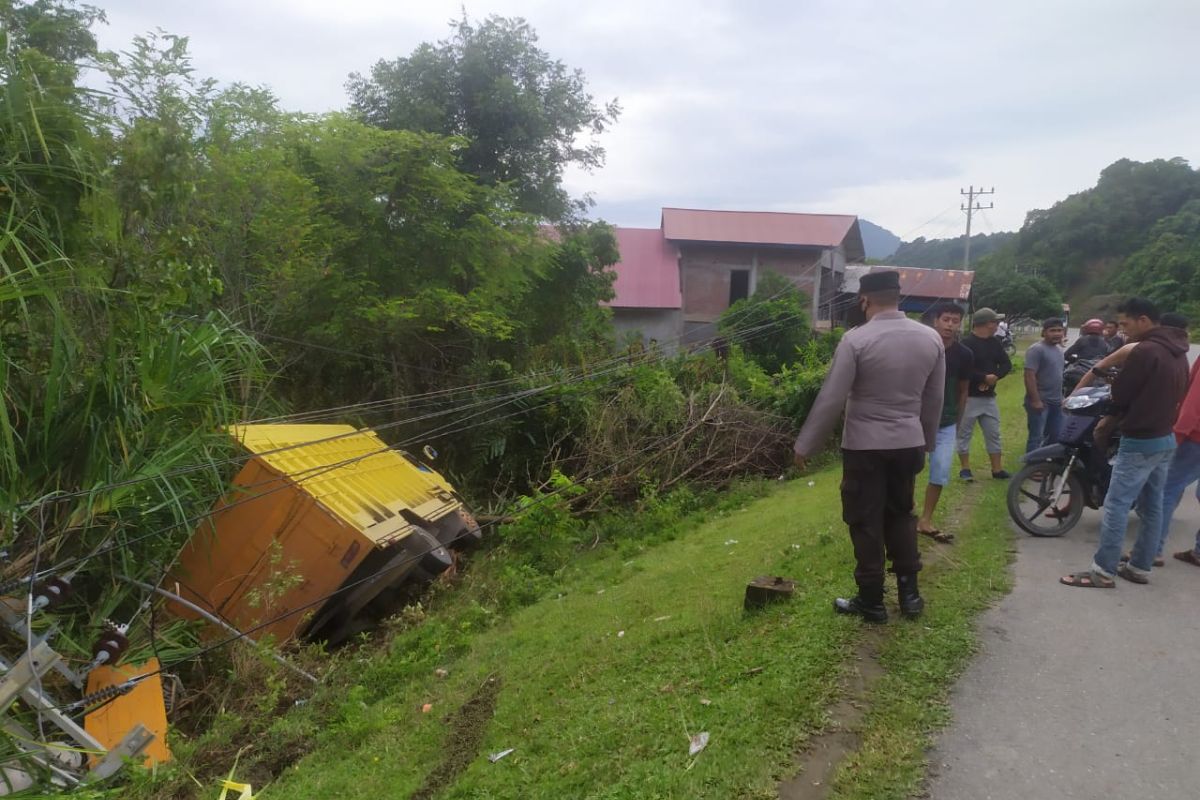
[
  {"xmin": 897, "ymin": 573, "xmax": 924, "ymax": 619},
  {"xmin": 833, "ymin": 581, "xmax": 888, "ymax": 623},
  {"xmin": 834, "ymin": 576, "xmax": 925, "ymax": 622}
]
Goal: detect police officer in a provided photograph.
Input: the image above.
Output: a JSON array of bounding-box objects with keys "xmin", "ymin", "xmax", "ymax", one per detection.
[{"xmin": 793, "ymin": 271, "xmax": 946, "ymax": 622}]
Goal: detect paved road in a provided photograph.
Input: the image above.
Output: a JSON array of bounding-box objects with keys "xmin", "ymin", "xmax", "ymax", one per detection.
[{"xmin": 926, "ymin": 500, "xmax": 1200, "ymax": 799}]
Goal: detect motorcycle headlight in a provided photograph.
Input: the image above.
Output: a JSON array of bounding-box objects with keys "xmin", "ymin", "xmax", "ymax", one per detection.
[{"xmin": 1064, "ymin": 394, "xmax": 1099, "ymax": 410}]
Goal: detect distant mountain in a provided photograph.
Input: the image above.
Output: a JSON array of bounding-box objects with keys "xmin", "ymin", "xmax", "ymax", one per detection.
[
  {"xmin": 890, "ymin": 232, "xmax": 1016, "ymax": 269},
  {"xmin": 858, "ymin": 219, "xmax": 901, "ymax": 260}
]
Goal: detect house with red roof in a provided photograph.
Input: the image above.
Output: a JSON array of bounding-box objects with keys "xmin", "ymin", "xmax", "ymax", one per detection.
[
  {"xmin": 606, "ymin": 207, "xmax": 865, "ymax": 347},
  {"xmin": 838, "ymin": 265, "xmax": 975, "ymax": 324}
]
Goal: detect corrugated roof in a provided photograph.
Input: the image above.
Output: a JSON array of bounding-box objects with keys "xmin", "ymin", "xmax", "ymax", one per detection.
[
  {"xmin": 842, "ymin": 265, "xmax": 975, "ymax": 301},
  {"xmin": 605, "ymin": 227, "xmax": 682, "ymax": 309},
  {"xmin": 229, "ymin": 424, "xmax": 459, "ymax": 543},
  {"xmin": 661, "ymin": 207, "xmax": 861, "ymax": 253}
]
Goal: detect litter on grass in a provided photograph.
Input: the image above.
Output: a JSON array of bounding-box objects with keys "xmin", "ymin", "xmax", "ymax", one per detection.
[
  {"xmin": 489, "ymin": 748, "xmax": 515, "ymax": 763},
  {"xmin": 688, "ymin": 732, "xmax": 710, "ymax": 756}
]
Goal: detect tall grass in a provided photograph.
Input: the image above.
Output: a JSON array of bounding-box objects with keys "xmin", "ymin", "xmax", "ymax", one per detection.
[{"xmin": 0, "ymin": 36, "xmax": 272, "ymax": 781}]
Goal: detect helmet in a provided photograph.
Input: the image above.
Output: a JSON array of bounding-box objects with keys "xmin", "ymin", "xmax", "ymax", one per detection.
[{"xmin": 1082, "ymin": 318, "xmax": 1105, "ymax": 334}]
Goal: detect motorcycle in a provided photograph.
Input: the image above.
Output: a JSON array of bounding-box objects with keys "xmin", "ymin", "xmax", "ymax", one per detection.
[
  {"xmin": 1006, "ymin": 382, "xmax": 1118, "ymax": 536},
  {"xmin": 998, "ymin": 327, "xmax": 1017, "ymax": 356}
]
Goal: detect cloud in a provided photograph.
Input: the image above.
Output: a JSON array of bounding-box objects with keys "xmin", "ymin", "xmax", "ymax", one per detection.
[{"xmin": 92, "ymin": 0, "xmax": 1200, "ymax": 237}]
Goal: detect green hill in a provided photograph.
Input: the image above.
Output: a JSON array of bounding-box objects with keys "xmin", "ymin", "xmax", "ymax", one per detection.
[
  {"xmin": 890, "ymin": 232, "xmax": 1016, "ymax": 269},
  {"xmin": 971, "ymin": 157, "xmax": 1200, "ymax": 321}
]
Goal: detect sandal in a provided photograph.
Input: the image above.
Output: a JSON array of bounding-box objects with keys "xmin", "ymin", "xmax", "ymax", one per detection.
[
  {"xmin": 1120, "ymin": 552, "xmax": 1165, "ymax": 568},
  {"xmin": 1117, "ymin": 564, "xmax": 1149, "ymax": 584},
  {"xmin": 919, "ymin": 529, "xmax": 955, "ymax": 544},
  {"xmin": 1173, "ymin": 550, "xmax": 1200, "ymax": 567},
  {"xmin": 1060, "ymin": 570, "xmax": 1115, "ymax": 589}
]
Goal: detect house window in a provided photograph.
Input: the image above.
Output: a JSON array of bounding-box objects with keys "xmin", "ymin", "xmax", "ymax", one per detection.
[{"xmin": 729, "ymin": 270, "xmax": 750, "ymax": 305}]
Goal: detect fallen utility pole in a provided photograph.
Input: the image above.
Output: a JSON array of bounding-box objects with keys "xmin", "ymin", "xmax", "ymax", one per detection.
[{"xmin": 0, "ymin": 638, "xmax": 154, "ymax": 794}]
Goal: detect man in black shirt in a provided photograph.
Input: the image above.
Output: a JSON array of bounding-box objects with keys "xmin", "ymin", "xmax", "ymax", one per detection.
[
  {"xmin": 918, "ymin": 303, "xmax": 973, "ymax": 541},
  {"xmin": 956, "ymin": 308, "xmax": 1013, "ymax": 480}
]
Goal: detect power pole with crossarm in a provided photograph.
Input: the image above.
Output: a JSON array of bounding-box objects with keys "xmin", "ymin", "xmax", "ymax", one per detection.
[{"xmin": 960, "ymin": 185, "xmax": 994, "ymax": 269}]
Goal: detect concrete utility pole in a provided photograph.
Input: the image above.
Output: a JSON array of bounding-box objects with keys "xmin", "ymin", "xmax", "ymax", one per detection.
[{"xmin": 960, "ymin": 185, "xmax": 995, "ymax": 269}]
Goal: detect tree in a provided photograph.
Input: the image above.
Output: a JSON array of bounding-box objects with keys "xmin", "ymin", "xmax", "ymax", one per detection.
[
  {"xmin": 972, "ymin": 265, "xmax": 1062, "ymax": 321},
  {"xmin": 346, "ymin": 15, "xmax": 620, "ymax": 221},
  {"xmin": 1015, "ymin": 157, "xmax": 1200, "ymax": 289},
  {"xmin": 718, "ymin": 272, "xmax": 810, "ymax": 374},
  {"xmin": 1116, "ymin": 199, "xmax": 1200, "ymax": 316}
]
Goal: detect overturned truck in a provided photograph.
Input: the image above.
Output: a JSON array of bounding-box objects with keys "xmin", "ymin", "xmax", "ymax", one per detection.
[{"xmin": 169, "ymin": 424, "xmax": 481, "ymax": 645}]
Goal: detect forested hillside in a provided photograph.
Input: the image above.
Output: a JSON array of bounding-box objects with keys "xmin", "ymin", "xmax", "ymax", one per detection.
[
  {"xmin": 898, "ymin": 158, "xmax": 1200, "ymax": 320},
  {"xmin": 890, "ymin": 231, "xmax": 1015, "ymax": 268},
  {"xmin": 975, "ymin": 159, "xmax": 1200, "ymax": 318}
]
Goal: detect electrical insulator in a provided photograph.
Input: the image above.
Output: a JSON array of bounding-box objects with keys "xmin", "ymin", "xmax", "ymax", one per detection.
[
  {"xmin": 73, "ymin": 679, "xmax": 135, "ymax": 712},
  {"xmin": 32, "ymin": 575, "xmax": 72, "ymax": 611},
  {"xmin": 90, "ymin": 623, "xmax": 129, "ymax": 668}
]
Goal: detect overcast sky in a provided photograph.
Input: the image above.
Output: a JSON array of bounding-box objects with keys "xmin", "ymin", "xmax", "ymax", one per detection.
[{"xmin": 93, "ymin": 0, "xmax": 1200, "ymax": 239}]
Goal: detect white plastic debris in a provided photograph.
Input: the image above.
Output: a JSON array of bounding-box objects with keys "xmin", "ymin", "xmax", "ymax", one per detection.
[
  {"xmin": 724, "ymin": 539, "xmax": 739, "ymax": 546},
  {"xmin": 807, "ymin": 481, "xmax": 815, "ymax": 487},
  {"xmin": 617, "ymin": 630, "xmax": 625, "ymax": 638},
  {"xmin": 688, "ymin": 732, "xmax": 710, "ymax": 756},
  {"xmin": 489, "ymin": 748, "xmax": 515, "ymax": 763}
]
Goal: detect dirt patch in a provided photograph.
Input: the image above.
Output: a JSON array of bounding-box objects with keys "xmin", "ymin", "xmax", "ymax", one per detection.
[
  {"xmin": 410, "ymin": 674, "xmax": 502, "ymax": 800},
  {"xmin": 777, "ymin": 629, "xmax": 886, "ymax": 799}
]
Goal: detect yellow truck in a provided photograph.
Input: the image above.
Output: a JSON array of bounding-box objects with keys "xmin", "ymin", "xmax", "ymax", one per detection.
[{"xmin": 169, "ymin": 424, "xmax": 480, "ymax": 645}]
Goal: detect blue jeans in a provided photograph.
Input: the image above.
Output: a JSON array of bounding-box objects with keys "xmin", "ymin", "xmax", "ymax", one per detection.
[
  {"xmin": 927, "ymin": 424, "xmax": 957, "ymax": 487},
  {"xmin": 1024, "ymin": 400, "xmax": 1063, "ymax": 454},
  {"xmin": 1094, "ymin": 445, "xmax": 1173, "ymax": 576},
  {"xmin": 1156, "ymin": 439, "xmax": 1200, "ymax": 555}
]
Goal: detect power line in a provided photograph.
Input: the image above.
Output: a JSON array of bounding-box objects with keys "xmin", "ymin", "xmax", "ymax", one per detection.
[
  {"xmin": 63, "ymin": 408, "xmax": 738, "ymax": 697},
  {"xmin": 6, "ymin": 304, "xmax": 812, "ymax": 589}
]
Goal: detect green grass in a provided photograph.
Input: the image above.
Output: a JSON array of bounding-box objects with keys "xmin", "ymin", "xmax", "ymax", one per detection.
[
  {"xmin": 144, "ymin": 375, "xmax": 1026, "ymax": 800},
  {"xmin": 260, "ymin": 475, "xmax": 862, "ymax": 799},
  {"xmin": 829, "ymin": 368, "xmax": 1026, "ymax": 799}
]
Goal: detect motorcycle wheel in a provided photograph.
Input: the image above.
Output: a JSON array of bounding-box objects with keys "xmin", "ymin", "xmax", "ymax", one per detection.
[{"xmin": 1006, "ymin": 460, "xmax": 1085, "ymax": 537}]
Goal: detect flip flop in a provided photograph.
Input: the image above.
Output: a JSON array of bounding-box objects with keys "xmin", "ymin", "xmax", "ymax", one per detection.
[
  {"xmin": 1059, "ymin": 570, "xmax": 1115, "ymax": 589},
  {"xmin": 1173, "ymin": 550, "xmax": 1200, "ymax": 567}
]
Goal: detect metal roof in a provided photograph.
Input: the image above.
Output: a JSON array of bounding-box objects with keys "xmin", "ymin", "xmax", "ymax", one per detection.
[
  {"xmin": 605, "ymin": 227, "xmax": 683, "ymax": 309},
  {"xmin": 229, "ymin": 424, "xmax": 459, "ymax": 543},
  {"xmin": 842, "ymin": 265, "xmax": 975, "ymax": 302},
  {"xmin": 661, "ymin": 207, "xmax": 863, "ymax": 256}
]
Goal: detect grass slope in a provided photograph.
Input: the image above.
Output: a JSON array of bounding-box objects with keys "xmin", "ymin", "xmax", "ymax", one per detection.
[{"xmin": 257, "ymin": 375, "xmax": 1026, "ymax": 800}]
